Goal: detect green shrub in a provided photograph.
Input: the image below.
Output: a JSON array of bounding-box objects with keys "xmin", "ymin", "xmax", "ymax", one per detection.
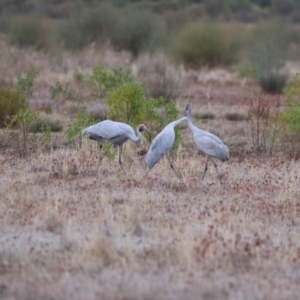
[
  {"xmin": 111, "ymin": 10, "xmax": 167, "ymax": 57},
  {"xmin": 278, "ymin": 75, "xmax": 300, "ymax": 158},
  {"xmin": 0, "ymin": 87, "xmax": 28, "ymax": 127},
  {"xmin": 173, "ymin": 22, "xmax": 241, "ymax": 69},
  {"xmin": 89, "ymin": 66, "xmax": 133, "ymax": 99},
  {"xmin": 65, "ymin": 110, "xmax": 95, "ymax": 143},
  {"xmin": 58, "ymin": 4, "xmax": 119, "ymax": 50},
  {"xmin": 9, "ymin": 16, "xmax": 46, "ymax": 49}
]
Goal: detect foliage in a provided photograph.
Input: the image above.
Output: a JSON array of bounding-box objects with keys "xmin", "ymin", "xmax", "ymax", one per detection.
[
  {"xmin": 173, "ymin": 22, "xmax": 241, "ymax": 69},
  {"xmin": 277, "ymin": 75, "xmax": 300, "ymax": 158},
  {"xmin": 0, "ymin": 87, "xmax": 28, "ymax": 127},
  {"xmin": 237, "ymin": 63, "xmax": 259, "ymax": 79},
  {"xmin": 89, "ymin": 66, "xmax": 133, "ymax": 99},
  {"xmin": 65, "ymin": 110, "xmax": 95, "ymax": 144},
  {"xmin": 110, "ymin": 9, "xmax": 167, "ymax": 57},
  {"xmin": 282, "ymin": 74, "xmax": 300, "ymax": 105},
  {"xmin": 9, "ymin": 16, "xmax": 46, "ymax": 49},
  {"xmin": 49, "ymin": 81, "xmax": 75, "ymax": 101},
  {"xmin": 58, "ymin": 4, "xmax": 119, "ymax": 50},
  {"xmin": 16, "ymin": 70, "xmax": 37, "ymax": 100}
]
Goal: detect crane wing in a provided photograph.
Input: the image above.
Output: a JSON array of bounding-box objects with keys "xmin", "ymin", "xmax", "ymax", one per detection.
[
  {"xmin": 194, "ymin": 133, "xmax": 228, "ymax": 161},
  {"xmin": 145, "ymin": 129, "xmax": 174, "ymax": 168},
  {"xmin": 82, "ymin": 120, "xmax": 132, "ymax": 142}
]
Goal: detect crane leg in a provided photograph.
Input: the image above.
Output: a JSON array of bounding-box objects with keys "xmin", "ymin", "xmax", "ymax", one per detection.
[
  {"xmin": 166, "ymin": 154, "xmax": 180, "ymax": 179},
  {"xmin": 202, "ymin": 157, "xmax": 209, "ymax": 180},
  {"xmin": 95, "ymin": 143, "xmax": 103, "ymax": 174},
  {"xmin": 118, "ymin": 145, "xmax": 124, "ymax": 171},
  {"xmin": 211, "ymin": 158, "xmax": 223, "ymax": 183}
]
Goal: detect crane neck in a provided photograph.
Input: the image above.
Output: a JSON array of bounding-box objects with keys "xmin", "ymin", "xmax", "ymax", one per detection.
[
  {"xmin": 132, "ymin": 127, "xmax": 143, "ymax": 143},
  {"xmin": 186, "ymin": 108, "xmax": 197, "ymax": 131},
  {"xmin": 169, "ymin": 116, "xmax": 187, "ymax": 128}
]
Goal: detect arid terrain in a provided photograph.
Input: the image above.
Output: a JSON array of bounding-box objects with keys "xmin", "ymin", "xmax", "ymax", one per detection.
[{"xmin": 0, "ymin": 43, "xmax": 300, "ymax": 300}]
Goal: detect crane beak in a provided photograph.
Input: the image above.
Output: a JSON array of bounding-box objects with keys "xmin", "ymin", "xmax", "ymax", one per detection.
[{"xmin": 143, "ymin": 126, "xmax": 154, "ymax": 134}]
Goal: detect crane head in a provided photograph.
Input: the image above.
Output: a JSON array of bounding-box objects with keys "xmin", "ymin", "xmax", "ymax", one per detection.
[
  {"xmin": 138, "ymin": 124, "xmax": 153, "ymax": 134},
  {"xmin": 185, "ymin": 103, "xmax": 192, "ymax": 112}
]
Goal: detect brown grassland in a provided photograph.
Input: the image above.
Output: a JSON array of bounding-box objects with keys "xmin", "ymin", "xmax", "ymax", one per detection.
[{"xmin": 0, "ymin": 40, "xmax": 300, "ymax": 300}]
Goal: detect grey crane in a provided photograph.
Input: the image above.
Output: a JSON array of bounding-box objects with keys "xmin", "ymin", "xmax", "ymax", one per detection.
[
  {"xmin": 185, "ymin": 103, "xmax": 229, "ymax": 182},
  {"xmin": 145, "ymin": 116, "xmax": 187, "ymax": 178},
  {"xmin": 82, "ymin": 120, "xmax": 151, "ymax": 172}
]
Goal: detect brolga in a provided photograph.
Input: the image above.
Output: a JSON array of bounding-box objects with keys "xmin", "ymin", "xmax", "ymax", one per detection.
[
  {"xmin": 145, "ymin": 116, "xmax": 187, "ymax": 178},
  {"xmin": 82, "ymin": 120, "xmax": 151, "ymax": 173},
  {"xmin": 185, "ymin": 103, "xmax": 229, "ymax": 183}
]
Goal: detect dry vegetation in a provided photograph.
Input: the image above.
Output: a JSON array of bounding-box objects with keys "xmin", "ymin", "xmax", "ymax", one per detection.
[{"xmin": 1, "ymin": 39, "xmax": 300, "ymax": 300}]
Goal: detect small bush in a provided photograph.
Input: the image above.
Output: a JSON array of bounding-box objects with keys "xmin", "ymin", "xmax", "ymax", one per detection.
[
  {"xmin": 257, "ymin": 72, "xmax": 288, "ymax": 94},
  {"xmin": 173, "ymin": 22, "xmax": 241, "ymax": 69},
  {"xmin": 0, "ymin": 87, "xmax": 28, "ymax": 127},
  {"xmin": 247, "ymin": 97, "xmax": 280, "ymax": 154},
  {"xmin": 225, "ymin": 112, "xmax": 248, "ymax": 121},
  {"xmin": 9, "ymin": 16, "xmax": 46, "ymax": 49},
  {"xmin": 28, "ymin": 117, "xmax": 63, "ymax": 133},
  {"xmin": 193, "ymin": 111, "xmax": 215, "ymax": 120}
]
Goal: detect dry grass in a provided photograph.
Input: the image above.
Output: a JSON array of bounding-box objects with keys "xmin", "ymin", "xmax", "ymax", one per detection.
[
  {"xmin": 1, "ymin": 129, "xmax": 300, "ymax": 299},
  {"xmin": 1, "ymin": 38, "xmax": 300, "ymax": 300}
]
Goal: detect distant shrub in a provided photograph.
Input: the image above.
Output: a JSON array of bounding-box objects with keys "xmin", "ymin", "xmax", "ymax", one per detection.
[
  {"xmin": 111, "ymin": 10, "xmax": 167, "ymax": 57},
  {"xmin": 246, "ymin": 22, "xmax": 290, "ymax": 93},
  {"xmin": 237, "ymin": 63, "xmax": 259, "ymax": 79},
  {"xmin": 9, "ymin": 16, "xmax": 46, "ymax": 48},
  {"xmin": 193, "ymin": 111, "xmax": 216, "ymax": 120},
  {"xmin": 257, "ymin": 72, "xmax": 288, "ymax": 94},
  {"xmin": 28, "ymin": 117, "xmax": 63, "ymax": 133},
  {"xmin": 225, "ymin": 112, "xmax": 248, "ymax": 121},
  {"xmin": 0, "ymin": 87, "xmax": 28, "ymax": 127},
  {"xmin": 173, "ymin": 22, "xmax": 241, "ymax": 69},
  {"xmin": 58, "ymin": 4, "xmax": 119, "ymax": 50}
]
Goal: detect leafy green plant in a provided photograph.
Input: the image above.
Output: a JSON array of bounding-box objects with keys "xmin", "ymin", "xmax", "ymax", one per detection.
[
  {"xmin": 237, "ymin": 63, "xmax": 259, "ymax": 79},
  {"xmin": 277, "ymin": 75, "xmax": 300, "ymax": 158},
  {"xmin": 0, "ymin": 87, "xmax": 28, "ymax": 127},
  {"xmin": 49, "ymin": 81, "xmax": 75, "ymax": 101},
  {"xmin": 65, "ymin": 110, "xmax": 95, "ymax": 144},
  {"xmin": 16, "ymin": 70, "xmax": 37, "ymax": 100},
  {"xmin": 89, "ymin": 65, "xmax": 133, "ymax": 99}
]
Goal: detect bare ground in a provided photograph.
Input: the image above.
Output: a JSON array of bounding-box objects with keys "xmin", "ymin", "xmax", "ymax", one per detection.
[{"xmin": 0, "ymin": 43, "xmax": 300, "ymax": 300}]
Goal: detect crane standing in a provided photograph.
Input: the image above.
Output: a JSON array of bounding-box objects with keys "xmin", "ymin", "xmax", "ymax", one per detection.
[
  {"xmin": 145, "ymin": 116, "xmax": 187, "ymax": 178},
  {"xmin": 82, "ymin": 120, "xmax": 151, "ymax": 173},
  {"xmin": 185, "ymin": 103, "xmax": 229, "ymax": 182}
]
